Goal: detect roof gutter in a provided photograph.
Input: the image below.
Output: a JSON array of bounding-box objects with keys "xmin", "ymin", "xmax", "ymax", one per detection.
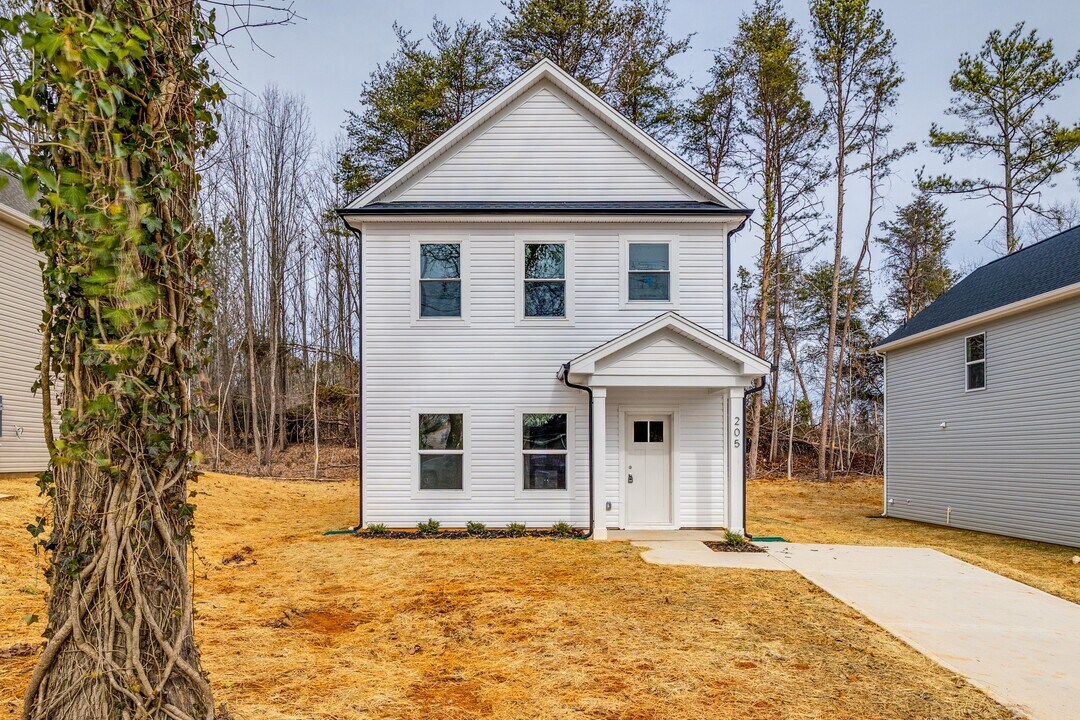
[
  {"xmin": 742, "ymin": 372, "xmax": 770, "ymax": 540},
  {"xmin": 559, "ymin": 362, "xmax": 594, "ymax": 540},
  {"xmin": 343, "ymin": 223, "xmax": 365, "ymax": 528},
  {"xmin": 874, "ymin": 280, "xmax": 1080, "ymax": 353}
]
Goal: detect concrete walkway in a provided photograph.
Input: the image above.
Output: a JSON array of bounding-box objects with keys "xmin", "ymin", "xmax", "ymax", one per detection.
[
  {"xmin": 632, "ymin": 540, "xmax": 789, "ymax": 570},
  {"xmin": 767, "ymin": 544, "xmax": 1080, "ymax": 720}
]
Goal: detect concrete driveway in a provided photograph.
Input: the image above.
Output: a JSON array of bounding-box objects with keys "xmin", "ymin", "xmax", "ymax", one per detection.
[{"xmin": 767, "ymin": 544, "xmax": 1080, "ymax": 720}]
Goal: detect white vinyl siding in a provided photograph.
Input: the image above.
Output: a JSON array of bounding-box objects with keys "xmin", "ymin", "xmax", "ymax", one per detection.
[
  {"xmin": 885, "ymin": 296, "xmax": 1080, "ymax": 547},
  {"xmin": 361, "ymin": 222, "xmax": 732, "ymax": 528},
  {"xmin": 0, "ymin": 217, "xmax": 49, "ymax": 474},
  {"xmin": 391, "ymin": 83, "xmax": 696, "ymax": 203}
]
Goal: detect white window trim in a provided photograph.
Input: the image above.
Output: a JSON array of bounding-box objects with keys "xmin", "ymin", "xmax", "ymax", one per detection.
[
  {"xmin": 964, "ymin": 331, "xmax": 986, "ymax": 392},
  {"xmin": 619, "ymin": 235, "xmax": 679, "ymax": 310},
  {"xmin": 412, "ymin": 407, "xmax": 471, "ymax": 499},
  {"xmin": 411, "ymin": 235, "xmax": 470, "ymax": 326},
  {"xmin": 514, "ymin": 406, "xmax": 576, "ymax": 499},
  {"xmin": 515, "ymin": 234, "xmax": 574, "ymax": 326}
]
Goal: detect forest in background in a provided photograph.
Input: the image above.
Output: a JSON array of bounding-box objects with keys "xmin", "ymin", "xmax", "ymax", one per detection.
[{"xmin": 3, "ymin": 0, "xmax": 1079, "ymax": 480}]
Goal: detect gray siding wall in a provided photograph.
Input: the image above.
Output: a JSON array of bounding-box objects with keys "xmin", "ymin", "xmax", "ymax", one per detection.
[
  {"xmin": 885, "ymin": 296, "xmax": 1080, "ymax": 547},
  {"xmin": 0, "ymin": 215, "xmax": 49, "ymax": 474}
]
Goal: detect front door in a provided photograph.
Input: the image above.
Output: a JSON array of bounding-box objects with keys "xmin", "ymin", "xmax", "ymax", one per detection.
[{"xmin": 625, "ymin": 414, "xmax": 672, "ymax": 527}]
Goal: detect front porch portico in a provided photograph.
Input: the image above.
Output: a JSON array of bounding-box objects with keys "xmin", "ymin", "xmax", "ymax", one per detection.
[{"xmin": 563, "ymin": 313, "xmax": 771, "ymax": 540}]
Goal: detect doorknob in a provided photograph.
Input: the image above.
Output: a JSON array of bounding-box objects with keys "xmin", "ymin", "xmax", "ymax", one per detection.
[{"xmin": 627, "ymin": 473, "xmax": 634, "ymax": 484}]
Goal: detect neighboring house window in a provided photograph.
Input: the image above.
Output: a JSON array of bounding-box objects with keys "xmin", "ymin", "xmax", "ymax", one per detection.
[
  {"xmin": 523, "ymin": 243, "xmax": 565, "ymax": 317},
  {"xmin": 418, "ymin": 413, "xmax": 465, "ymax": 489},
  {"xmin": 966, "ymin": 333, "xmax": 986, "ymax": 391},
  {"xmin": 522, "ymin": 412, "xmax": 568, "ymax": 490},
  {"xmin": 419, "ymin": 243, "xmax": 461, "ymax": 317},
  {"xmin": 628, "ymin": 243, "xmax": 670, "ymax": 301}
]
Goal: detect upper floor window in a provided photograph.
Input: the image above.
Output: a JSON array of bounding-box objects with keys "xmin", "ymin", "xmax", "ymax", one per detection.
[
  {"xmin": 965, "ymin": 333, "xmax": 986, "ymax": 391},
  {"xmin": 524, "ymin": 243, "xmax": 565, "ymax": 317},
  {"xmin": 628, "ymin": 243, "xmax": 670, "ymax": 301},
  {"xmin": 522, "ymin": 412, "xmax": 568, "ymax": 490},
  {"xmin": 418, "ymin": 413, "xmax": 465, "ymax": 490},
  {"xmin": 419, "ymin": 243, "xmax": 461, "ymax": 317}
]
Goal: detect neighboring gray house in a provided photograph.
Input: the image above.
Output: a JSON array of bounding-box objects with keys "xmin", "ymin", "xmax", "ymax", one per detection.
[
  {"xmin": 876, "ymin": 225, "xmax": 1080, "ymax": 548},
  {"xmin": 0, "ymin": 177, "xmax": 49, "ymax": 475}
]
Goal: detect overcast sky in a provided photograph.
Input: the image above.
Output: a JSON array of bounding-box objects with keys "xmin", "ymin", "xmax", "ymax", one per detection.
[{"xmin": 213, "ymin": 0, "xmax": 1080, "ymax": 278}]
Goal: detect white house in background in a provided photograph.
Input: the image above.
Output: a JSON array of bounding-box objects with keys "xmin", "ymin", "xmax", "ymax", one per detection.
[
  {"xmin": 0, "ymin": 177, "xmax": 49, "ymax": 475},
  {"xmin": 876, "ymin": 224, "xmax": 1080, "ymax": 548},
  {"xmin": 338, "ymin": 60, "xmax": 769, "ymax": 539}
]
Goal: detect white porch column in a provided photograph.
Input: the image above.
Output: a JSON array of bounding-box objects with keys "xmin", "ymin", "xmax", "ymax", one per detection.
[
  {"xmin": 727, "ymin": 388, "xmax": 746, "ymax": 535},
  {"xmin": 591, "ymin": 387, "xmax": 608, "ymax": 540}
]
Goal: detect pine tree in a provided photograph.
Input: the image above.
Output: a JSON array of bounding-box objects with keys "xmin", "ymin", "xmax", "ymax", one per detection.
[{"xmin": 877, "ymin": 194, "xmax": 956, "ymax": 321}]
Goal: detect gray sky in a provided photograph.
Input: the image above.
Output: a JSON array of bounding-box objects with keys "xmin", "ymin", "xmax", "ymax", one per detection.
[{"xmin": 215, "ymin": 0, "xmax": 1080, "ymax": 278}]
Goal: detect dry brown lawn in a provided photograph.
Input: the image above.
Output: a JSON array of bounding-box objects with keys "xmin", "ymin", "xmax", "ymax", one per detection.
[
  {"xmin": 749, "ymin": 476, "xmax": 1080, "ymax": 605},
  {"xmin": 2, "ymin": 472, "xmax": 1018, "ymax": 719}
]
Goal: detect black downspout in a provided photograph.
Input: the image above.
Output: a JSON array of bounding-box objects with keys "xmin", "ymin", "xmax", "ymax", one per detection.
[
  {"xmin": 742, "ymin": 373, "xmax": 768, "ymax": 539},
  {"xmin": 560, "ymin": 362, "xmax": 594, "ymax": 539},
  {"xmin": 345, "ymin": 223, "xmax": 364, "ymax": 529},
  {"xmin": 726, "ymin": 217, "xmax": 749, "ymax": 342}
]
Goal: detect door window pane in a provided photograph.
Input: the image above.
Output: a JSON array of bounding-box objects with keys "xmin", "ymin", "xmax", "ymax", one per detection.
[
  {"xmin": 420, "ymin": 454, "xmax": 463, "ymax": 490},
  {"xmin": 628, "ymin": 243, "xmax": 670, "ymax": 301},
  {"xmin": 523, "ymin": 413, "xmax": 567, "ymax": 450},
  {"xmin": 649, "ymin": 421, "xmax": 664, "ymax": 443},
  {"xmin": 524, "ymin": 454, "xmax": 567, "ymax": 490},
  {"xmin": 419, "ymin": 414, "xmax": 463, "ymax": 450},
  {"xmin": 633, "ymin": 421, "xmax": 648, "ymax": 443}
]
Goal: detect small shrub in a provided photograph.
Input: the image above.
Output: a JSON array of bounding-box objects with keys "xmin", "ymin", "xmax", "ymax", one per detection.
[
  {"xmin": 417, "ymin": 518, "xmax": 441, "ymax": 534},
  {"xmin": 722, "ymin": 529, "xmax": 747, "ymax": 546},
  {"xmin": 466, "ymin": 521, "xmax": 487, "ymax": 535},
  {"xmin": 551, "ymin": 521, "xmax": 575, "ymax": 537},
  {"xmin": 366, "ymin": 523, "xmax": 388, "ymax": 536},
  {"xmin": 506, "ymin": 522, "xmax": 527, "ymax": 537}
]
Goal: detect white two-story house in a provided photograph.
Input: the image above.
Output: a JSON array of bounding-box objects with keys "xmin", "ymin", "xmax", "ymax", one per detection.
[{"xmin": 338, "ymin": 60, "xmax": 769, "ymax": 539}]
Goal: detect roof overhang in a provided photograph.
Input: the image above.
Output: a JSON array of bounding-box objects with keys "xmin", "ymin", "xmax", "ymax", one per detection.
[
  {"xmin": 566, "ymin": 312, "xmax": 770, "ymax": 388},
  {"xmin": 0, "ymin": 201, "xmax": 40, "ymax": 230},
  {"xmin": 875, "ymin": 280, "xmax": 1080, "ymax": 353}
]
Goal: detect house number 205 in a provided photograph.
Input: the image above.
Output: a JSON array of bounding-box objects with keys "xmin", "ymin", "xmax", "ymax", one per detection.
[{"xmin": 733, "ymin": 417, "xmax": 741, "ymax": 449}]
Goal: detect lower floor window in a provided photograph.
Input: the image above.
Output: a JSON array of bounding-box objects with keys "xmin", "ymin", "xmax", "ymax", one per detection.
[
  {"xmin": 418, "ymin": 413, "xmax": 464, "ymax": 490},
  {"xmin": 522, "ymin": 412, "xmax": 568, "ymax": 490}
]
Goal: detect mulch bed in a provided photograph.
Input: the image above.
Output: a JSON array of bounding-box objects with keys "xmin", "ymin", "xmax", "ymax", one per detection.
[
  {"xmin": 355, "ymin": 529, "xmax": 584, "ymax": 540},
  {"xmin": 704, "ymin": 541, "xmax": 766, "ymax": 553}
]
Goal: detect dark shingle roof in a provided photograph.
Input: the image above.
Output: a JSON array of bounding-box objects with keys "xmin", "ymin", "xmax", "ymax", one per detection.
[
  {"xmin": 339, "ymin": 200, "xmax": 749, "ymax": 216},
  {"xmin": 0, "ymin": 171, "xmax": 37, "ymax": 217},
  {"xmin": 881, "ymin": 224, "xmax": 1080, "ymax": 346}
]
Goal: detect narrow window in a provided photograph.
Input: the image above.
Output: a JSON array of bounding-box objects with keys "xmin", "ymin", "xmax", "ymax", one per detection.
[
  {"xmin": 418, "ymin": 413, "xmax": 464, "ymax": 489},
  {"xmin": 524, "ymin": 243, "xmax": 565, "ymax": 317},
  {"xmin": 522, "ymin": 413, "xmax": 568, "ymax": 490},
  {"xmin": 965, "ymin": 333, "xmax": 986, "ymax": 391},
  {"xmin": 628, "ymin": 243, "xmax": 670, "ymax": 301},
  {"xmin": 419, "ymin": 243, "xmax": 461, "ymax": 317}
]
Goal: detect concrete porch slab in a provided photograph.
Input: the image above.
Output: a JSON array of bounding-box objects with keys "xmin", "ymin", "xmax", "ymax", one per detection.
[
  {"xmin": 632, "ymin": 541, "xmax": 791, "ymax": 570},
  {"xmin": 609, "ymin": 529, "xmax": 732, "ymax": 541}
]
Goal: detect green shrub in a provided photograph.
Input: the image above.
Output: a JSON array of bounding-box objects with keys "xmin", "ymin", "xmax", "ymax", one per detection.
[
  {"xmin": 723, "ymin": 529, "xmax": 747, "ymax": 546},
  {"xmin": 550, "ymin": 521, "xmax": 575, "ymax": 537},
  {"xmin": 466, "ymin": 521, "xmax": 487, "ymax": 535},
  {"xmin": 417, "ymin": 518, "xmax": 441, "ymax": 534},
  {"xmin": 366, "ymin": 523, "xmax": 388, "ymax": 536},
  {"xmin": 506, "ymin": 522, "xmax": 527, "ymax": 537}
]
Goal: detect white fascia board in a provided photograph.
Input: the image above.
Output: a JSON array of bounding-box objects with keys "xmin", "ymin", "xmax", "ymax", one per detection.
[
  {"xmin": 348, "ymin": 59, "xmax": 744, "ymax": 211},
  {"xmin": 342, "ymin": 215, "xmax": 744, "ymax": 229},
  {"xmin": 874, "ymin": 281, "xmax": 1080, "ymax": 354},
  {"xmin": 0, "ymin": 203, "xmax": 40, "ymax": 230}
]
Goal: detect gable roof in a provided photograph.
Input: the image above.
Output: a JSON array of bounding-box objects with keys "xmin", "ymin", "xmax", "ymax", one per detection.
[
  {"xmin": 877, "ymin": 224, "xmax": 1080, "ymax": 351},
  {"xmin": 343, "ymin": 59, "xmax": 747, "ymax": 216},
  {"xmin": 568, "ymin": 312, "xmax": 770, "ymax": 378}
]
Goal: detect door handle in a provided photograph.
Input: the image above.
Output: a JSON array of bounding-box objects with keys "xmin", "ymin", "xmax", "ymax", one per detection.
[{"xmin": 627, "ymin": 473, "xmax": 634, "ymax": 484}]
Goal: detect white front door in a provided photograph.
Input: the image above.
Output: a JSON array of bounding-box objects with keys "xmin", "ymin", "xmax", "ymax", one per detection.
[{"xmin": 625, "ymin": 414, "xmax": 672, "ymax": 527}]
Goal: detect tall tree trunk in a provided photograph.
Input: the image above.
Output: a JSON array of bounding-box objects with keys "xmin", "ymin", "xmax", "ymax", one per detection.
[{"xmin": 819, "ymin": 117, "xmax": 845, "ymax": 481}]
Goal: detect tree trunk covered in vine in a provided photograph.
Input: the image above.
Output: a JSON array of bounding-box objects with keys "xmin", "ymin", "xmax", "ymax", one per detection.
[{"xmin": 2, "ymin": 2, "xmax": 222, "ymax": 718}]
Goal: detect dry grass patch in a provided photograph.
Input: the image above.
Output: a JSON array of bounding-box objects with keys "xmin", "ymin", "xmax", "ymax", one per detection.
[
  {"xmin": 749, "ymin": 476, "xmax": 1080, "ymax": 604},
  {"xmin": 1, "ymin": 472, "xmax": 1014, "ymax": 719}
]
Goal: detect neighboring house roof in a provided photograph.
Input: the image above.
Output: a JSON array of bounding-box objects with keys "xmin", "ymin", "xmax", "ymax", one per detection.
[
  {"xmin": 343, "ymin": 59, "xmax": 748, "ymax": 216},
  {"xmin": 877, "ymin": 224, "xmax": 1080, "ymax": 352},
  {"xmin": 0, "ymin": 171, "xmax": 39, "ymax": 228}
]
